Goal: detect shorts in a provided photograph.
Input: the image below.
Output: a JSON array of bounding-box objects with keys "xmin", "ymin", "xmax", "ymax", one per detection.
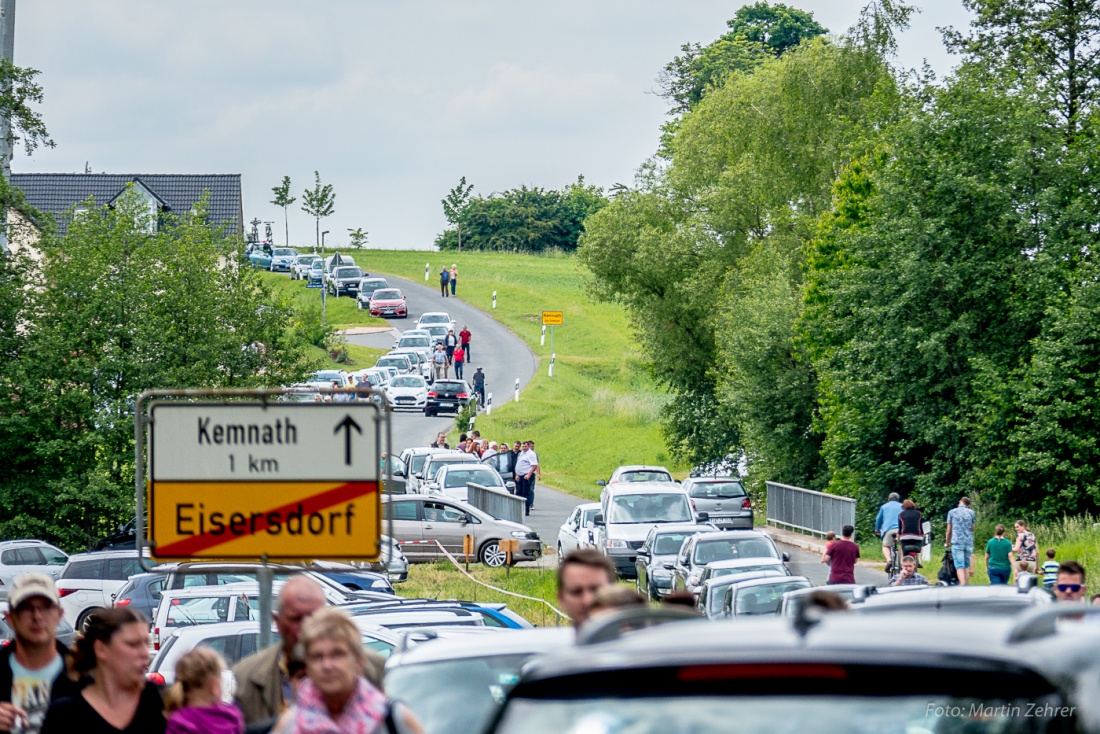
[
  {"xmin": 1017, "ymin": 560, "xmax": 1036, "ymax": 573},
  {"xmin": 951, "ymin": 545, "xmax": 972, "ymax": 571},
  {"xmin": 881, "ymin": 528, "xmax": 898, "ymax": 547}
]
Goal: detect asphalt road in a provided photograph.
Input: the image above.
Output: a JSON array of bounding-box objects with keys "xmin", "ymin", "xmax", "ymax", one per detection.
[{"xmin": 345, "ymin": 271, "xmax": 888, "ymax": 587}]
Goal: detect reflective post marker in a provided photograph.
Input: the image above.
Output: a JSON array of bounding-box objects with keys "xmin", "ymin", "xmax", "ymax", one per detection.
[
  {"xmin": 468, "ymin": 416, "xmax": 475, "ymax": 433},
  {"xmin": 492, "ymin": 291, "xmax": 497, "ymax": 309},
  {"xmin": 549, "ymin": 352, "xmax": 555, "ymax": 378},
  {"xmin": 425, "ymin": 263, "xmax": 430, "ymax": 281},
  {"xmin": 514, "ymin": 378, "xmax": 520, "ymax": 403},
  {"xmin": 486, "ymin": 393, "xmax": 492, "ymax": 415},
  {"xmin": 541, "ymin": 324, "xmax": 546, "ymax": 346}
]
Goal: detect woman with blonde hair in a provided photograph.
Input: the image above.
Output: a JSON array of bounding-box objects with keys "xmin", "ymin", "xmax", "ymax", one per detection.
[
  {"xmin": 164, "ymin": 646, "xmax": 243, "ymax": 734},
  {"xmin": 271, "ymin": 608, "xmax": 422, "ymax": 734}
]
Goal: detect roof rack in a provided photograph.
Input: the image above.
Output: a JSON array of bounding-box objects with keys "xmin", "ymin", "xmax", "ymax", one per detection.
[
  {"xmin": 576, "ymin": 606, "xmax": 700, "ymax": 646},
  {"xmin": 1007, "ymin": 604, "xmax": 1100, "ymax": 643}
]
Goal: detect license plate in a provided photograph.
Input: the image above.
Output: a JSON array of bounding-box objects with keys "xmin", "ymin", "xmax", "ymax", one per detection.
[
  {"xmin": 440, "ymin": 402, "xmax": 455, "ymax": 407},
  {"xmin": 396, "ymin": 398, "xmax": 413, "ymax": 403}
]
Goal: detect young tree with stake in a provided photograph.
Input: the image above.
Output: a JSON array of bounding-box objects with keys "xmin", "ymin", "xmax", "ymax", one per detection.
[
  {"xmin": 301, "ymin": 171, "xmax": 335, "ymax": 251},
  {"xmin": 270, "ymin": 175, "xmax": 296, "ymax": 246}
]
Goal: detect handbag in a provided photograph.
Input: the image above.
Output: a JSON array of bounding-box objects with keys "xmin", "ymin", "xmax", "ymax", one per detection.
[{"xmin": 938, "ymin": 549, "xmax": 959, "ymax": 585}]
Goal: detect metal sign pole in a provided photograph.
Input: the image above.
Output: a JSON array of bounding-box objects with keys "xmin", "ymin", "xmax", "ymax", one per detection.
[{"xmin": 258, "ymin": 555, "xmax": 273, "ymax": 650}]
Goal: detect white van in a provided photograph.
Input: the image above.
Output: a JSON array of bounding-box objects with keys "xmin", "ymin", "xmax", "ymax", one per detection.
[{"xmin": 593, "ymin": 482, "xmax": 696, "ymax": 578}]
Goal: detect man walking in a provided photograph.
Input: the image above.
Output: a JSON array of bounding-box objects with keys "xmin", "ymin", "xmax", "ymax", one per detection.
[
  {"xmin": 514, "ymin": 441, "xmax": 535, "ymax": 515},
  {"xmin": 472, "ymin": 367, "xmax": 486, "ymax": 407},
  {"xmin": 432, "ymin": 344, "xmax": 448, "ymax": 380},
  {"xmin": 0, "ymin": 575, "xmax": 79, "ymax": 734},
  {"xmin": 944, "ymin": 496, "xmax": 976, "ymax": 586},
  {"xmin": 527, "ymin": 439, "xmax": 541, "ymax": 513},
  {"xmin": 822, "ymin": 525, "xmax": 860, "ymax": 585},
  {"xmin": 874, "ymin": 492, "xmax": 903, "ymax": 568},
  {"xmin": 444, "ymin": 329, "xmax": 458, "ymax": 365},
  {"xmin": 459, "ymin": 325, "xmax": 472, "ymax": 362},
  {"xmin": 439, "ymin": 265, "xmax": 450, "ymax": 297}
]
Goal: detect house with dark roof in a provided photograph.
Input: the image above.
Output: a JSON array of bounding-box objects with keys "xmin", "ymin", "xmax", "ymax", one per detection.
[{"xmin": 8, "ymin": 173, "xmax": 243, "ymax": 241}]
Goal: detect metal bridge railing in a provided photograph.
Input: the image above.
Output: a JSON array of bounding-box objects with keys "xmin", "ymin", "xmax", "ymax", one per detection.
[{"xmin": 765, "ymin": 481, "xmax": 856, "ymax": 538}]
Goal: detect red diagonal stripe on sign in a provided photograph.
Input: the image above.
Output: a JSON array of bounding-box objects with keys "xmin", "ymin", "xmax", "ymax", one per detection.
[{"xmin": 155, "ymin": 482, "xmax": 377, "ymax": 557}]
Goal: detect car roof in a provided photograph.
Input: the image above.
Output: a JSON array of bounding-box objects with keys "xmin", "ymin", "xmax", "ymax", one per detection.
[
  {"xmin": 426, "ymin": 452, "xmax": 476, "ymax": 462},
  {"xmin": 703, "ymin": 571, "xmax": 786, "ymax": 591},
  {"xmin": 602, "ymin": 482, "xmax": 689, "ymax": 496},
  {"xmin": 386, "ymin": 627, "xmax": 573, "ymax": 668},
  {"xmin": 162, "ymin": 620, "xmax": 269, "ymax": 640},
  {"xmin": 856, "ymin": 585, "xmax": 1052, "ymax": 609},
  {"xmin": 419, "ymin": 312, "xmax": 450, "ymax": 318},
  {"xmin": 729, "ymin": 575, "xmax": 810, "ymax": 591},
  {"xmin": 683, "ymin": 476, "xmax": 744, "ymax": 484},
  {"xmin": 613, "ymin": 465, "xmax": 671, "ymax": 473},
  {"xmin": 650, "ymin": 523, "xmax": 716, "ymax": 535},
  {"xmin": 705, "ymin": 557, "xmax": 785, "ymax": 569},
  {"xmin": 0, "ymin": 539, "xmax": 56, "ymax": 548},
  {"xmin": 572, "ymin": 502, "xmax": 601, "ymax": 510},
  {"xmin": 694, "ymin": 530, "xmax": 773, "ymax": 542},
  {"xmin": 66, "ymin": 549, "xmax": 150, "ymax": 560},
  {"xmin": 161, "ymin": 581, "xmax": 274, "ymax": 598}
]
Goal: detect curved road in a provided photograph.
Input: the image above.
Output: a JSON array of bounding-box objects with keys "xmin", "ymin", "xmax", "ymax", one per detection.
[{"xmin": 345, "ymin": 273, "xmax": 886, "ymax": 586}]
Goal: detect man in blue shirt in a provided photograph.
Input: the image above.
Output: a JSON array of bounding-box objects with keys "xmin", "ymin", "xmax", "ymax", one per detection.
[
  {"xmin": 945, "ymin": 496, "xmax": 976, "ymax": 586},
  {"xmin": 874, "ymin": 492, "xmax": 902, "ymax": 568}
]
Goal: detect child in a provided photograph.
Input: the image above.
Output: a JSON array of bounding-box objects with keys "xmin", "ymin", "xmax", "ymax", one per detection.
[
  {"xmin": 165, "ymin": 647, "xmax": 244, "ymax": 734},
  {"xmin": 1041, "ymin": 548, "xmax": 1059, "ymax": 590},
  {"xmin": 821, "ymin": 531, "xmax": 836, "ymax": 566}
]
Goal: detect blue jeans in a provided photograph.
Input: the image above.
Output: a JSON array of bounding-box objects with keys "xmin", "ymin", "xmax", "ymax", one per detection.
[
  {"xmin": 989, "ymin": 566, "xmax": 1010, "ymax": 585},
  {"xmin": 450, "ymin": 278, "xmax": 456, "ymax": 295},
  {"xmin": 454, "ymin": 361, "xmax": 463, "ymax": 379}
]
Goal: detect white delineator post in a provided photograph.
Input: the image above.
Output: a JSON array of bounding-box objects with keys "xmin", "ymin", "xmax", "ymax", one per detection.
[
  {"xmin": 514, "ymin": 378, "xmax": 520, "ymax": 403},
  {"xmin": 541, "ymin": 324, "xmax": 546, "ymax": 346},
  {"xmin": 492, "ymin": 291, "xmax": 497, "ymax": 309},
  {"xmin": 486, "ymin": 393, "xmax": 492, "ymax": 415},
  {"xmin": 425, "ymin": 263, "xmax": 430, "ymax": 281}
]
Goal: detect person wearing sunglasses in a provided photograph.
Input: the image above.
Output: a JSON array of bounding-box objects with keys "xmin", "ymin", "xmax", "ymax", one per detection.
[{"xmin": 1053, "ymin": 560, "xmax": 1087, "ymax": 602}]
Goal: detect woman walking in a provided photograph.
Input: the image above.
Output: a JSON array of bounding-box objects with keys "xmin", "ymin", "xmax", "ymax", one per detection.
[
  {"xmin": 449, "ymin": 264, "xmax": 458, "ymax": 296},
  {"xmin": 42, "ymin": 608, "xmax": 166, "ymax": 734},
  {"xmin": 984, "ymin": 524, "xmax": 1015, "ymax": 585},
  {"xmin": 271, "ymin": 608, "xmax": 423, "ymax": 734}
]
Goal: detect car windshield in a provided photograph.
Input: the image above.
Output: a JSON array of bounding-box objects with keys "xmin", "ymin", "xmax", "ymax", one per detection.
[
  {"xmin": 361, "ymin": 279, "xmax": 387, "ymax": 289},
  {"xmin": 693, "ymin": 538, "xmax": 778, "ymax": 564},
  {"xmin": 311, "ymin": 371, "xmax": 344, "ymax": 382},
  {"xmin": 386, "ymin": 654, "xmax": 532, "ymax": 734},
  {"xmin": 420, "ymin": 314, "xmax": 449, "ymax": 325},
  {"xmin": 734, "ymin": 580, "xmax": 810, "ymax": 615},
  {"xmin": 443, "ymin": 468, "xmax": 501, "ymax": 488},
  {"xmin": 426, "ymin": 325, "xmax": 448, "ymax": 336},
  {"xmin": 377, "ymin": 358, "xmax": 407, "ymax": 368},
  {"xmin": 399, "ymin": 336, "xmax": 430, "ymax": 348},
  {"xmin": 608, "ymin": 494, "xmax": 692, "ymax": 524},
  {"xmin": 688, "ymin": 481, "xmax": 746, "ymax": 500},
  {"xmin": 273, "ymin": 249, "xmax": 295, "ymax": 256},
  {"xmin": 652, "ymin": 532, "xmax": 694, "ymax": 555},
  {"xmin": 374, "ymin": 290, "xmax": 402, "ymax": 299},
  {"xmin": 165, "ymin": 595, "xmax": 253, "ymax": 627},
  {"xmin": 391, "ymin": 377, "xmax": 424, "ymax": 388},
  {"xmin": 619, "ymin": 471, "xmax": 673, "ymax": 482},
  {"xmin": 410, "ymin": 454, "xmax": 431, "ymax": 474},
  {"xmin": 493, "ymin": 694, "xmax": 1068, "ymax": 734},
  {"xmin": 425, "ymin": 456, "xmax": 477, "ymax": 476},
  {"xmin": 298, "ymin": 255, "xmax": 318, "ymax": 263},
  {"xmin": 311, "ymin": 261, "xmax": 323, "ymax": 270},
  {"xmin": 336, "ymin": 267, "xmax": 362, "ymax": 279}
]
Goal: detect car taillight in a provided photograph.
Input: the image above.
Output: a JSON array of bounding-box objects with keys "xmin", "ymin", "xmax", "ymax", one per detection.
[
  {"xmin": 153, "ymin": 628, "xmax": 160, "ymax": 651},
  {"xmin": 427, "ymin": 392, "xmax": 438, "ymax": 397},
  {"xmin": 456, "ymin": 393, "xmax": 468, "ymax": 399},
  {"xmin": 742, "ymin": 498, "xmax": 752, "ymax": 509},
  {"xmin": 147, "ymin": 672, "xmax": 165, "ymax": 685},
  {"xmin": 690, "ymin": 499, "xmax": 697, "ymax": 511},
  {"xmin": 114, "ymin": 598, "xmax": 131, "ymax": 607},
  {"xmin": 58, "ymin": 588, "xmax": 76, "ymax": 598}
]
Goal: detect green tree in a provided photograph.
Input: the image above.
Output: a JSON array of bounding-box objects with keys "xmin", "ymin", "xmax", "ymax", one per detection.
[
  {"xmin": 347, "ymin": 227, "xmax": 368, "ymax": 249},
  {"xmin": 0, "ymin": 186, "xmax": 311, "ymax": 548},
  {"xmin": 0, "ymin": 59, "xmax": 54, "ymax": 155},
  {"xmin": 270, "ymin": 175, "xmax": 296, "ymax": 246},
  {"xmin": 441, "ymin": 176, "xmax": 474, "ymax": 251},
  {"xmin": 301, "ymin": 171, "xmax": 335, "ymax": 250}
]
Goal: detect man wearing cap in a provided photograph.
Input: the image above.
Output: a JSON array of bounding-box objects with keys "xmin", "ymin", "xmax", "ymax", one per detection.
[{"xmin": 0, "ymin": 574, "xmax": 80, "ymax": 734}]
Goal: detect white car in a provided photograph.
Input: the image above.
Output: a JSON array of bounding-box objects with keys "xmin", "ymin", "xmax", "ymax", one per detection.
[
  {"xmin": 152, "ymin": 582, "xmax": 276, "ymax": 650},
  {"xmin": 423, "ymin": 464, "xmax": 514, "ymax": 502},
  {"xmin": 386, "ymin": 375, "xmax": 429, "ymax": 411},
  {"xmin": 557, "ymin": 503, "xmax": 601, "ymax": 558},
  {"xmin": 411, "ymin": 452, "xmax": 480, "ymax": 494},
  {"xmin": 416, "ymin": 312, "xmax": 454, "ymax": 332},
  {"xmin": 390, "ymin": 349, "xmax": 432, "ymax": 379},
  {"xmin": 0, "ymin": 540, "xmax": 68, "ymax": 591},
  {"xmin": 58, "ymin": 551, "xmax": 151, "ymax": 628},
  {"xmin": 306, "ymin": 369, "xmax": 350, "ymax": 388},
  {"xmin": 290, "ymin": 254, "xmax": 321, "ymax": 280},
  {"xmin": 601, "ymin": 464, "xmax": 676, "ymax": 485}
]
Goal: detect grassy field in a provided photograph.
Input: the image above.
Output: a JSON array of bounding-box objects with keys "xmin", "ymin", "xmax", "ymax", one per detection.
[
  {"xmin": 399, "ymin": 561, "xmax": 569, "ymax": 627},
  {"xmin": 354, "ymin": 250, "xmax": 685, "ymax": 501},
  {"xmin": 259, "ymin": 269, "xmax": 387, "ymax": 332}
]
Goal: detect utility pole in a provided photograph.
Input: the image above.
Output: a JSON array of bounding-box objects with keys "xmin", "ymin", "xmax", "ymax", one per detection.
[{"xmin": 0, "ymin": 0, "xmax": 16, "ymax": 254}]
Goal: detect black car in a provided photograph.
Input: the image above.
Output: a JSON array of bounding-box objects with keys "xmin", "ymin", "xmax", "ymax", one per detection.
[
  {"xmin": 424, "ymin": 380, "xmax": 474, "ymax": 416},
  {"xmin": 329, "ymin": 266, "xmax": 365, "ymax": 297},
  {"xmin": 483, "ymin": 608, "xmax": 1100, "ymax": 734},
  {"xmin": 92, "ymin": 518, "xmax": 137, "ymax": 550}
]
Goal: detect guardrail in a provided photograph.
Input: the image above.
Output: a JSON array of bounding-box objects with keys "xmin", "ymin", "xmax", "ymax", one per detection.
[
  {"xmin": 467, "ymin": 482, "xmax": 525, "ymax": 525},
  {"xmin": 765, "ymin": 481, "xmax": 856, "ymax": 538}
]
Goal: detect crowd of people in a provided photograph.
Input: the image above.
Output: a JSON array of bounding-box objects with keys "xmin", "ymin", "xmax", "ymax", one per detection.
[
  {"xmin": 430, "ymin": 431, "xmax": 541, "ymax": 514},
  {"xmin": 0, "ymin": 573, "xmax": 422, "ymax": 734}
]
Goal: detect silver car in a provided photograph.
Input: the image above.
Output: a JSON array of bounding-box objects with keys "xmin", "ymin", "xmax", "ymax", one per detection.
[
  {"xmin": 0, "ymin": 540, "xmax": 69, "ymax": 594},
  {"xmin": 681, "ymin": 477, "xmax": 753, "ymax": 529}
]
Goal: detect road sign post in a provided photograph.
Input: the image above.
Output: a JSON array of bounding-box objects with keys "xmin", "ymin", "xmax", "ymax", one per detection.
[{"xmin": 541, "ymin": 312, "xmax": 562, "ymax": 378}]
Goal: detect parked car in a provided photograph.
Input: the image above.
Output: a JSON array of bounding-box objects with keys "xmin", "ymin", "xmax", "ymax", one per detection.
[
  {"xmin": 482, "ymin": 610, "xmax": 1100, "ymax": 733},
  {"xmin": 0, "ymin": 540, "xmax": 69, "ymax": 590},
  {"xmin": 152, "ymin": 582, "xmax": 270, "ymax": 650},
  {"xmin": 385, "ymin": 375, "xmax": 429, "ymax": 411},
  {"xmin": 423, "ymin": 463, "xmax": 514, "ymax": 502},
  {"xmin": 306, "ymin": 259, "xmax": 325, "ymax": 286},
  {"xmin": 416, "ymin": 312, "xmax": 454, "ymax": 332},
  {"xmin": 397, "ymin": 447, "xmax": 448, "ymax": 493},
  {"xmin": 290, "ymin": 254, "xmax": 321, "ymax": 280},
  {"xmin": 111, "ymin": 570, "xmax": 174, "ymax": 621},
  {"xmin": 421, "ymin": 323, "xmax": 450, "ymax": 345},
  {"xmin": 416, "ymin": 452, "xmax": 480, "ymax": 492},
  {"xmin": 393, "ymin": 332, "xmax": 433, "ymax": 354},
  {"xmin": 343, "ymin": 598, "xmax": 533, "ymax": 630},
  {"xmin": 356, "ymin": 277, "xmax": 391, "ymax": 308},
  {"xmin": 0, "ymin": 601, "xmax": 76, "ymax": 648},
  {"xmin": 376, "ymin": 353, "xmax": 416, "ymax": 376},
  {"xmin": 425, "ymin": 380, "xmax": 475, "ymax": 416},
  {"xmin": 58, "ymin": 551, "xmax": 152, "ymax": 629},
  {"xmin": 304, "ymin": 563, "xmax": 395, "ymax": 595},
  {"xmin": 634, "ymin": 523, "xmax": 718, "ymax": 600},
  {"xmin": 306, "ymin": 369, "xmax": 350, "ymax": 388},
  {"xmin": 385, "ymin": 628, "xmax": 573, "ymax": 734},
  {"xmin": 349, "ymin": 606, "xmax": 491, "ymax": 631},
  {"xmin": 669, "ymin": 530, "xmax": 787, "ymax": 596},
  {"xmin": 161, "ymin": 563, "xmax": 392, "ymax": 605},
  {"xmin": 851, "ymin": 584, "xmax": 1054, "ymax": 616},
  {"xmin": 721, "ymin": 575, "xmax": 813, "ymax": 617},
  {"xmin": 593, "ymin": 482, "xmax": 696, "ymax": 578},
  {"xmin": 390, "ymin": 348, "xmax": 432, "ymax": 380},
  {"xmin": 681, "ymin": 477, "xmax": 753, "ymax": 529},
  {"xmin": 269, "ymin": 247, "xmax": 299, "ymax": 272},
  {"xmin": 697, "ymin": 571, "xmax": 788, "ymax": 619},
  {"xmin": 694, "ymin": 557, "xmax": 790, "ymax": 592},
  {"xmin": 369, "ymin": 288, "xmax": 408, "ymax": 319},
  {"xmin": 322, "ymin": 253, "xmax": 357, "ymax": 286},
  {"xmin": 777, "ymin": 584, "xmax": 875, "ymax": 617},
  {"xmin": 247, "ymin": 245, "xmax": 273, "ymax": 269},
  {"xmin": 557, "ymin": 503, "xmax": 601, "ymax": 560},
  {"xmin": 382, "ymin": 495, "xmax": 541, "ymax": 567},
  {"xmin": 328, "ymin": 265, "xmax": 365, "ymax": 296},
  {"xmin": 600, "ymin": 465, "xmax": 675, "ymax": 485}
]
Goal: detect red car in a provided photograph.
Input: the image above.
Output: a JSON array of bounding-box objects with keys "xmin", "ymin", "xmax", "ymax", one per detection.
[{"xmin": 369, "ymin": 288, "xmax": 408, "ymax": 318}]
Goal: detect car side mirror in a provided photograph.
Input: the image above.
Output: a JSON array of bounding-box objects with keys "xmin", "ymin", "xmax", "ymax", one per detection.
[
  {"xmin": 696, "ymin": 512, "xmax": 710, "ymax": 522},
  {"xmin": 782, "ymin": 552, "xmax": 791, "ymax": 562},
  {"xmin": 596, "ymin": 479, "xmax": 606, "ymax": 487},
  {"xmin": 506, "ymin": 481, "xmax": 516, "ymax": 492},
  {"xmin": 414, "ymin": 472, "xmax": 423, "ymax": 479},
  {"xmin": 594, "ymin": 514, "xmax": 605, "ymax": 527},
  {"xmin": 662, "ymin": 563, "xmax": 674, "ymax": 571}
]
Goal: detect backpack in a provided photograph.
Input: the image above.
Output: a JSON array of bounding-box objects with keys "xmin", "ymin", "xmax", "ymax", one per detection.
[{"xmin": 938, "ymin": 549, "xmax": 959, "ymax": 585}]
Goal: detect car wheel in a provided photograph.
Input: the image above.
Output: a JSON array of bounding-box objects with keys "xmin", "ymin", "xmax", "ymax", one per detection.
[
  {"xmin": 557, "ymin": 543, "xmax": 564, "ymax": 564},
  {"xmin": 648, "ymin": 583, "xmax": 660, "ymax": 602},
  {"xmin": 481, "ymin": 540, "xmax": 508, "ymax": 568},
  {"xmin": 76, "ymin": 607, "xmax": 104, "ymax": 633}
]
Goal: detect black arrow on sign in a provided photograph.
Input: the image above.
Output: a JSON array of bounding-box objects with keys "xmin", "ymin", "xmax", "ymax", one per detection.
[{"xmin": 334, "ymin": 415, "xmax": 362, "ymax": 465}]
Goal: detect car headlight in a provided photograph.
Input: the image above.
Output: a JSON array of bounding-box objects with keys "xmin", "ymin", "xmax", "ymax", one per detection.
[
  {"xmin": 651, "ymin": 569, "xmax": 673, "ymax": 580},
  {"xmin": 510, "ymin": 530, "xmax": 528, "ymax": 539},
  {"xmin": 606, "ymin": 539, "xmax": 629, "ymax": 549}
]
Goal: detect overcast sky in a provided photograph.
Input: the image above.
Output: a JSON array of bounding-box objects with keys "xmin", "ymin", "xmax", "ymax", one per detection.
[{"xmin": 17, "ymin": 1, "xmax": 974, "ymax": 250}]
